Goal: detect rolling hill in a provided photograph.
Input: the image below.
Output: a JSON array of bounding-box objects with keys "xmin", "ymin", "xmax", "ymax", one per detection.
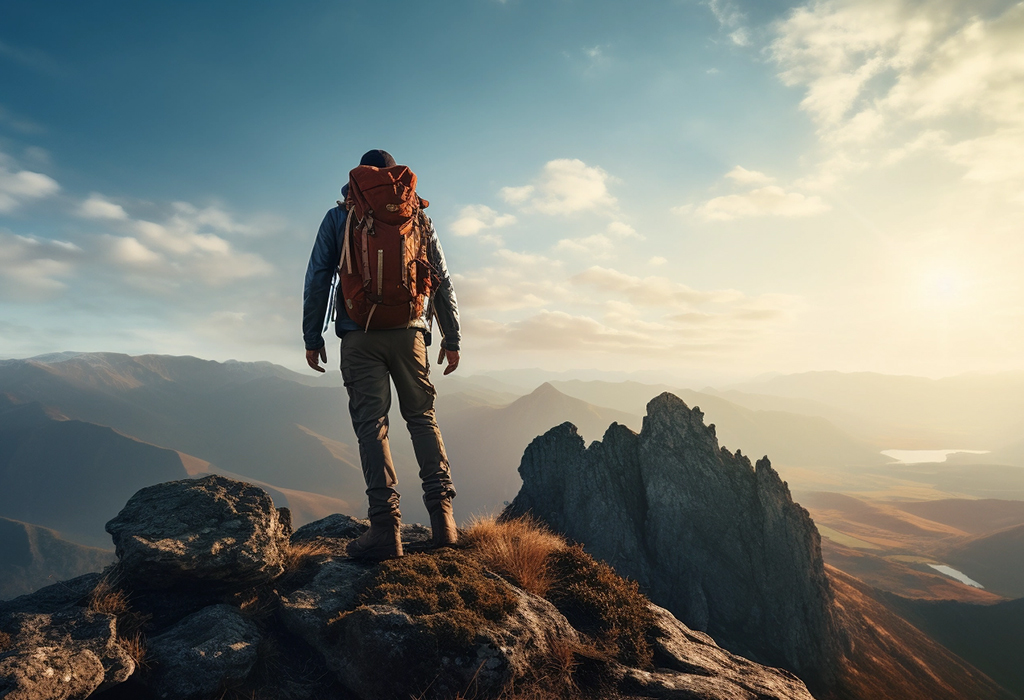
[
  {"xmin": 0, "ymin": 395, "xmax": 191, "ymax": 546},
  {"xmin": 882, "ymin": 594, "xmax": 1024, "ymax": 700},
  {"xmin": 943, "ymin": 525, "xmax": 1024, "ymax": 599},
  {"xmin": 0, "ymin": 353, "xmax": 366, "ymax": 507},
  {"xmin": 0, "ymin": 516, "xmax": 113, "ymax": 600}
]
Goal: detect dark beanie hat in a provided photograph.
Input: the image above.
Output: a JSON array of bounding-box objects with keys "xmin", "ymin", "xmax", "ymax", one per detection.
[{"xmin": 359, "ymin": 149, "xmax": 397, "ymax": 168}]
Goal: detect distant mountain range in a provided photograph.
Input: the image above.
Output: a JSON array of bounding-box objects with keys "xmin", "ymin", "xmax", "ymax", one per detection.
[
  {"xmin": 3, "ymin": 353, "xmax": 1024, "ymax": 600},
  {"xmin": 723, "ymin": 370, "xmax": 1024, "ymax": 450},
  {"xmin": 3, "ymin": 352, "xmax": 1024, "ymax": 697},
  {"xmin": 0, "ymin": 516, "xmax": 112, "ymax": 600}
]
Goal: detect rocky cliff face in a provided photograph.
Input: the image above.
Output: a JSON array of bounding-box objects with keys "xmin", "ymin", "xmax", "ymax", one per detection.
[
  {"xmin": 0, "ymin": 474, "xmax": 815, "ymax": 700},
  {"xmin": 505, "ymin": 392, "xmax": 846, "ymax": 691}
]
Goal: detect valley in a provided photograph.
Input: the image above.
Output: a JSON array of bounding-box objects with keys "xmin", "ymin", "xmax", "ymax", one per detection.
[{"xmin": 2, "ymin": 352, "xmax": 1023, "ymax": 698}]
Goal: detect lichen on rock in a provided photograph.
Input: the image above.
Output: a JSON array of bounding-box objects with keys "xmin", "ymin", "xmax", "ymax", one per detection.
[
  {"xmin": 104, "ymin": 474, "xmax": 289, "ymax": 591},
  {"xmin": 1, "ymin": 472, "xmax": 817, "ymax": 700}
]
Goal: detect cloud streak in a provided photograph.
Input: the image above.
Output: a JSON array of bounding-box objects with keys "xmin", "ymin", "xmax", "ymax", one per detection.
[
  {"xmin": 770, "ymin": 0, "xmax": 1024, "ymax": 188},
  {"xmin": 501, "ymin": 159, "xmax": 617, "ymax": 215},
  {"xmin": 0, "ymin": 152, "xmax": 60, "ymax": 213}
]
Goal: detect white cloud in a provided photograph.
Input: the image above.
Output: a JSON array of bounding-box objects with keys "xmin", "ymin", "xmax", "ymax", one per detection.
[
  {"xmin": 103, "ymin": 235, "xmax": 161, "ymax": 265},
  {"xmin": 707, "ymin": 0, "xmax": 754, "ymax": 47},
  {"xmin": 501, "ymin": 159, "xmax": 617, "ymax": 215},
  {"xmin": 947, "ymin": 128, "xmax": 1024, "ymax": 184},
  {"xmin": 479, "ymin": 310, "xmax": 655, "ymax": 352},
  {"xmin": 649, "ymin": 256, "xmax": 668, "ymax": 266},
  {"xmin": 78, "ymin": 193, "xmax": 128, "ymax": 220},
  {"xmin": 469, "ymin": 270, "xmax": 801, "ymax": 358},
  {"xmin": 450, "ymin": 204, "xmax": 516, "ymax": 240},
  {"xmin": 76, "ymin": 191, "xmax": 274, "ymax": 286},
  {"xmin": 451, "ymin": 248, "xmax": 567, "ymax": 311},
  {"xmin": 729, "ymin": 28, "xmax": 751, "ymax": 46},
  {"xmin": 770, "ymin": 0, "xmax": 1024, "ymax": 188},
  {"xmin": 554, "ymin": 220, "xmax": 643, "ymax": 258},
  {"xmin": 696, "ymin": 185, "xmax": 830, "ymax": 221},
  {"xmin": 725, "ymin": 166, "xmax": 774, "ymax": 185},
  {"xmin": 499, "ymin": 185, "xmax": 534, "ymax": 205},
  {"xmin": 493, "ymin": 247, "xmax": 563, "ymax": 270},
  {"xmin": 555, "ymin": 234, "xmax": 615, "ymax": 258},
  {"xmin": 571, "ymin": 266, "xmax": 727, "ymax": 306},
  {"xmin": 0, "ymin": 155, "xmax": 59, "ymax": 212},
  {"xmin": 606, "ymin": 220, "xmax": 643, "ymax": 239},
  {"xmin": 707, "ymin": 0, "xmax": 744, "ymax": 30},
  {"xmin": 0, "ymin": 232, "xmax": 79, "ymax": 298}
]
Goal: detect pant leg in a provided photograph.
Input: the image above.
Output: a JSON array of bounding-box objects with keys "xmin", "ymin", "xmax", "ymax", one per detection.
[
  {"xmin": 387, "ymin": 329, "xmax": 456, "ymax": 512},
  {"xmin": 340, "ymin": 332, "xmax": 401, "ymax": 518}
]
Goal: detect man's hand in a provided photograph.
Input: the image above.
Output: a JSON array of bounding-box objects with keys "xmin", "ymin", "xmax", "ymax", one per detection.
[
  {"xmin": 437, "ymin": 347, "xmax": 460, "ymax": 375},
  {"xmin": 306, "ymin": 346, "xmax": 327, "ymax": 373}
]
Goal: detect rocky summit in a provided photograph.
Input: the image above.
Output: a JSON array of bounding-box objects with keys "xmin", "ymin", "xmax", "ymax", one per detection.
[
  {"xmin": 505, "ymin": 392, "xmax": 846, "ymax": 692},
  {"xmin": 0, "ymin": 474, "xmax": 815, "ymax": 700}
]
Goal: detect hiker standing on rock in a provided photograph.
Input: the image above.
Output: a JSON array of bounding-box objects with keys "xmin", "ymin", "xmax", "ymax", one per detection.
[{"xmin": 301, "ymin": 149, "xmax": 461, "ymax": 560}]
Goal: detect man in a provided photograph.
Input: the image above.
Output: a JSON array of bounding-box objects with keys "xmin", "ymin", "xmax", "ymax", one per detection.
[{"xmin": 302, "ymin": 149, "xmax": 461, "ymax": 560}]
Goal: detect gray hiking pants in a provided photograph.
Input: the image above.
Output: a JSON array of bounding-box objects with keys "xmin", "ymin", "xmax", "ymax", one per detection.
[{"xmin": 340, "ymin": 328, "xmax": 456, "ymax": 519}]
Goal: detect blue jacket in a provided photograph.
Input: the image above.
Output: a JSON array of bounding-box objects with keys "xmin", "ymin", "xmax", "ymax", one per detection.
[{"xmin": 302, "ymin": 205, "xmax": 462, "ymax": 351}]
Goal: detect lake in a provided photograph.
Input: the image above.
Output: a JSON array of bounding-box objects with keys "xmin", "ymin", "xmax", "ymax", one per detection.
[
  {"xmin": 927, "ymin": 564, "xmax": 984, "ymax": 588},
  {"xmin": 881, "ymin": 449, "xmax": 990, "ymax": 464}
]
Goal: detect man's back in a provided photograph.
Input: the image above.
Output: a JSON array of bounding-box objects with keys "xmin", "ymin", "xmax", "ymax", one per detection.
[{"xmin": 301, "ymin": 149, "xmax": 462, "ymax": 560}]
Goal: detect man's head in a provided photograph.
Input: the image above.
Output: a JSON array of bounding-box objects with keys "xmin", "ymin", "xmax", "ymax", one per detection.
[
  {"xmin": 359, "ymin": 149, "xmax": 397, "ymax": 168},
  {"xmin": 342, "ymin": 150, "xmax": 398, "ymax": 199}
]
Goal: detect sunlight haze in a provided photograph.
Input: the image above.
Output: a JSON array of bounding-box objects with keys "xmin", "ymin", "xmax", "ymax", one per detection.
[{"xmin": 1, "ymin": 0, "xmax": 1022, "ymax": 379}]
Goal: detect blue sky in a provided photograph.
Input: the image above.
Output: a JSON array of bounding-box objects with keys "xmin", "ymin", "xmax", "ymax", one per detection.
[{"xmin": 2, "ymin": 0, "xmax": 1022, "ymax": 379}]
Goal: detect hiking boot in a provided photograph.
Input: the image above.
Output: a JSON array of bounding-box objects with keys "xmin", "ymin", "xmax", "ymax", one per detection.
[
  {"xmin": 347, "ymin": 512, "xmax": 403, "ymax": 560},
  {"xmin": 428, "ymin": 500, "xmax": 458, "ymax": 548}
]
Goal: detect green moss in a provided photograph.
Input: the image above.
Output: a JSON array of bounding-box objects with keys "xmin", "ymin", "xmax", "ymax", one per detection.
[
  {"xmin": 546, "ymin": 545, "xmax": 655, "ymax": 668},
  {"xmin": 339, "ymin": 549, "xmax": 518, "ymax": 654}
]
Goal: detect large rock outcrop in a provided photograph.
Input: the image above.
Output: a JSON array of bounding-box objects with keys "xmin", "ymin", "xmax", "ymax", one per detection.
[
  {"xmin": 0, "ymin": 607, "xmax": 135, "ymax": 700},
  {"xmin": 105, "ymin": 474, "xmax": 289, "ymax": 591},
  {"xmin": 505, "ymin": 392, "xmax": 846, "ymax": 690},
  {"xmin": 0, "ymin": 475, "xmax": 817, "ymax": 700}
]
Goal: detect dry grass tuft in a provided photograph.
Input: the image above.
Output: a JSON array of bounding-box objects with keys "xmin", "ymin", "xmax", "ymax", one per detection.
[
  {"xmin": 118, "ymin": 632, "xmax": 148, "ymax": 669},
  {"xmin": 463, "ymin": 515, "xmax": 566, "ymax": 596},
  {"xmin": 0, "ymin": 630, "xmax": 11, "ymax": 652},
  {"xmin": 88, "ymin": 578, "xmax": 131, "ymax": 617},
  {"xmin": 88, "ymin": 573, "xmax": 151, "ymax": 667},
  {"xmin": 282, "ymin": 540, "xmax": 333, "ymax": 574},
  {"xmin": 546, "ymin": 545, "xmax": 655, "ymax": 668}
]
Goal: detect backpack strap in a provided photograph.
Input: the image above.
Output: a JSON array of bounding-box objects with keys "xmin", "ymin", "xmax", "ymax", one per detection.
[
  {"xmin": 359, "ymin": 213, "xmax": 373, "ymax": 290},
  {"xmin": 339, "ymin": 206, "xmax": 354, "ymax": 275}
]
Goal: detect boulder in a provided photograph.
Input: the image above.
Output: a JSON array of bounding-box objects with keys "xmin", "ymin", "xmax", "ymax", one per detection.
[
  {"xmin": 0, "ymin": 573, "xmax": 105, "ymax": 617},
  {"xmin": 612, "ymin": 603, "xmax": 815, "ymax": 700},
  {"xmin": 290, "ymin": 514, "xmax": 366, "ymax": 543},
  {"xmin": 145, "ymin": 604, "xmax": 260, "ymax": 700},
  {"xmin": 278, "ymin": 551, "xmax": 581, "ymax": 700},
  {"xmin": 105, "ymin": 475, "xmax": 288, "ymax": 590},
  {"xmin": 333, "ymin": 587, "xmax": 580, "ymax": 699},
  {"xmin": 0, "ymin": 607, "xmax": 134, "ymax": 700},
  {"xmin": 277, "ymin": 559, "xmax": 368, "ymax": 644},
  {"xmin": 291, "ymin": 513, "xmax": 434, "ymax": 550}
]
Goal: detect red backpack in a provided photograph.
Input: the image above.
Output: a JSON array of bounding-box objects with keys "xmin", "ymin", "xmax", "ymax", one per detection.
[{"xmin": 338, "ymin": 164, "xmax": 434, "ymax": 330}]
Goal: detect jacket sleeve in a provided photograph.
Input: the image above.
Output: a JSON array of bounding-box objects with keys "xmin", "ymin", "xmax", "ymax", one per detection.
[
  {"xmin": 302, "ymin": 208, "xmax": 343, "ymax": 351},
  {"xmin": 426, "ymin": 217, "xmax": 462, "ymax": 352}
]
